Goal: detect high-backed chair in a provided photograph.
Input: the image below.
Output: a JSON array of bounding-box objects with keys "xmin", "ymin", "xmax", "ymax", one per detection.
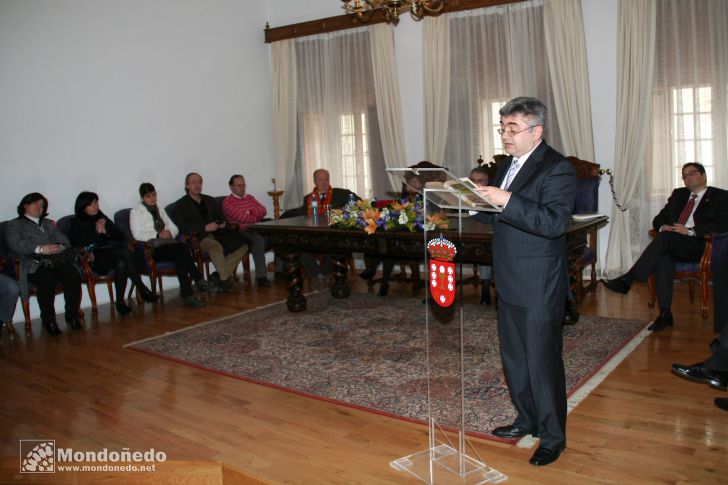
[
  {"xmin": 113, "ymin": 208, "xmax": 178, "ymax": 301},
  {"xmin": 647, "ymin": 229, "xmax": 728, "ymax": 322},
  {"xmin": 56, "ymin": 215, "xmax": 115, "ymax": 314},
  {"xmin": 567, "ymin": 156, "xmax": 602, "ymax": 300}
]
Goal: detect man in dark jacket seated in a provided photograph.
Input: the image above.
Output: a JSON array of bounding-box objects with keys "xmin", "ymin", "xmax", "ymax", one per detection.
[
  {"xmin": 603, "ymin": 162, "xmax": 728, "ymax": 331},
  {"xmin": 281, "ymin": 168, "xmax": 359, "ymax": 289},
  {"xmin": 174, "ymin": 172, "xmax": 248, "ymax": 292}
]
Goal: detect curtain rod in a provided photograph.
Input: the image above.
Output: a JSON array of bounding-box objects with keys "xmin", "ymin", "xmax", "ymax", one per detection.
[{"xmin": 264, "ymin": 0, "xmax": 524, "ymax": 43}]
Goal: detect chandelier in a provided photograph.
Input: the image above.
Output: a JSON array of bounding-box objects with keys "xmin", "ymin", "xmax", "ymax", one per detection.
[{"xmin": 341, "ymin": 0, "xmax": 447, "ymax": 25}]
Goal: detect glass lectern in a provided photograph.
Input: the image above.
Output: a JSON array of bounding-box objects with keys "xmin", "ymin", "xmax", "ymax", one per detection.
[{"xmin": 386, "ymin": 168, "xmax": 506, "ymax": 484}]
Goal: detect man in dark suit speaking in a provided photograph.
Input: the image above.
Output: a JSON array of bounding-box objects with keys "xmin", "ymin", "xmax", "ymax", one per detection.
[{"xmin": 472, "ymin": 97, "xmax": 576, "ymax": 466}]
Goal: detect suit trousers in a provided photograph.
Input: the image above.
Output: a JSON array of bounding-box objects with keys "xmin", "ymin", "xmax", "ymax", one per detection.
[
  {"xmin": 27, "ymin": 264, "xmax": 82, "ymax": 324},
  {"xmin": 498, "ymin": 301, "xmax": 566, "ymax": 450},
  {"xmin": 199, "ymin": 236, "xmax": 247, "ymax": 281},
  {"xmin": 713, "ymin": 260, "xmax": 728, "ymax": 334},
  {"xmin": 630, "ymin": 231, "xmax": 705, "ymax": 310}
]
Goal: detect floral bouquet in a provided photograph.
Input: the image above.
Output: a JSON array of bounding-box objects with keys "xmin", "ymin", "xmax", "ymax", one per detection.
[{"xmin": 328, "ymin": 198, "xmax": 449, "ymax": 234}]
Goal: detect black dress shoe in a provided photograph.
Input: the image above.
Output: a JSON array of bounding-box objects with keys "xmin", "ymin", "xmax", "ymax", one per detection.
[
  {"xmin": 708, "ymin": 372, "xmax": 728, "ymax": 391},
  {"xmin": 378, "ymin": 282, "xmax": 389, "ymax": 297},
  {"xmin": 671, "ymin": 362, "xmax": 724, "ymax": 385},
  {"xmin": 603, "ymin": 276, "xmax": 631, "ymax": 294},
  {"xmin": 648, "ymin": 313, "xmax": 674, "ymax": 331},
  {"xmin": 115, "ymin": 301, "xmax": 132, "ymax": 316},
  {"xmin": 256, "ymin": 277, "xmax": 270, "ymax": 287},
  {"xmin": 529, "ymin": 446, "xmax": 564, "ymax": 466},
  {"xmin": 715, "ymin": 397, "xmax": 728, "ymax": 411},
  {"xmin": 65, "ymin": 315, "xmax": 82, "ymax": 330},
  {"xmin": 492, "ymin": 424, "xmax": 539, "ymax": 439},
  {"xmin": 42, "ymin": 321, "xmax": 62, "ymax": 336}
]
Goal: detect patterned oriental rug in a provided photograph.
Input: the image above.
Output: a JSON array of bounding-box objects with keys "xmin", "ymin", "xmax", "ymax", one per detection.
[{"xmin": 127, "ymin": 292, "xmax": 648, "ymax": 443}]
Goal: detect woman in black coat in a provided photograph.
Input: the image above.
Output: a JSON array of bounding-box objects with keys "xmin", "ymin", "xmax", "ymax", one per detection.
[{"xmin": 70, "ymin": 192, "xmax": 158, "ymax": 315}]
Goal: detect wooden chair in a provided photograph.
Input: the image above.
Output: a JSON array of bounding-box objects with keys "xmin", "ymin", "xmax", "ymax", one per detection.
[
  {"xmin": 113, "ymin": 208, "xmax": 179, "ymax": 302},
  {"xmin": 647, "ymin": 229, "xmax": 728, "ymax": 322},
  {"xmin": 56, "ymin": 215, "xmax": 115, "ymax": 314}
]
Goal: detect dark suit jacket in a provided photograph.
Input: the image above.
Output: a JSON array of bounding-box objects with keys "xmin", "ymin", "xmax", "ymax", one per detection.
[
  {"xmin": 473, "ymin": 141, "xmax": 576, "ymax": 307},
  {"xmin": 174, "ymin": 194, "xmax": 225, "ymax": 235},
  {"xmin": 652, "ymin": 186, "xmax": 728, "ymax": 238},
  {"xmin": 281, "ymin": 188, "xmax": 359, "ymax": 219}
]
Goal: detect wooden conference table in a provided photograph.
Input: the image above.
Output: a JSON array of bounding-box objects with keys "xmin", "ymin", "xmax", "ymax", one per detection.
[{"xmin": 249, "ymin": 215, "xmax": 608, "ymax": 312}]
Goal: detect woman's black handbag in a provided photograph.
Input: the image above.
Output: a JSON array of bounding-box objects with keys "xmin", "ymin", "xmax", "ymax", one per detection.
[{"xmin": 32, "ymin": 247, "xmax": 79, "ymax": 269}]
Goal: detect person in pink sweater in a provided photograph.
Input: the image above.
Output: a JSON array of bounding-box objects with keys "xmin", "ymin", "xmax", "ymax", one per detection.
[{"xmin": 222, "ymin": 175, "xmax": 271, "ymax": 286}]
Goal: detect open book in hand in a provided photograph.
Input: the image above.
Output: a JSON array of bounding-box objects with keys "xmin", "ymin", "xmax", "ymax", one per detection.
[{"xmin": 425, "ymin": 178, "xmax": 502, "ymax": 212}]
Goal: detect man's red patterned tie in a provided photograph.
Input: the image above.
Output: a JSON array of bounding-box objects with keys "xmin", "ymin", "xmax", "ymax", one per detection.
[{"xmin": 677, "ymin": 194, "xmax": 698, "ymax": 225}]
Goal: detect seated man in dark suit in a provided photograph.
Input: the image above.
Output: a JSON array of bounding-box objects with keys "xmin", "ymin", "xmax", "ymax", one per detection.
[
  {"xmin": 282, "ymin": 168, "xmax": 359, "ymax": 289},
  {"xmin": 603, "ymin": 162, "xmax": 728, "ymax": 331},
  {"xmin": 671, "ymin": 258, "xmax": 728, "ymax": 411},
  {"xmin": 175, "ymin": 172, "xmax": 248, "ymax": 292}
]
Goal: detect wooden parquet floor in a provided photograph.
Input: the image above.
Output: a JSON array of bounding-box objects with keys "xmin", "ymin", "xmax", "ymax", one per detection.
[{"xmin": 0, "ymin": 276, "xmax": 726, "ymax": 484}]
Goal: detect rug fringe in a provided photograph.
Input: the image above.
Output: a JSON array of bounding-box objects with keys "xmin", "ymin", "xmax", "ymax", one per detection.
[{"xmin": 517, "ymin": 322, "xmax": 652, "ymax": 449}]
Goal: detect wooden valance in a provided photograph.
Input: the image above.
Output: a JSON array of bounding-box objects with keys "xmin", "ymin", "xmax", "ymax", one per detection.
[{"xmin": 264, "ymin": 0, "xmax": 524, "ymax": 43}]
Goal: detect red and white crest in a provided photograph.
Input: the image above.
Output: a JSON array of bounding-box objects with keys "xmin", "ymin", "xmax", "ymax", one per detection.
[
  {"xmin": 429, "ymin": 260, "xmax": 455, "ymax": 307},
  {"xmin": 427, "ymin": 235, "xmax": 457, "ymax": 308}
]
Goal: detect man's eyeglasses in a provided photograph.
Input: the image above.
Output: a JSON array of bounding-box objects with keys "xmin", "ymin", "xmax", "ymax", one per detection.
[
  {"xmin": 497, "ymin": 125, "xmax": 538, "ymax": 136},
  {"xmin": 682, "ymin": 170, "xmax": 702, "ymax": 179}
]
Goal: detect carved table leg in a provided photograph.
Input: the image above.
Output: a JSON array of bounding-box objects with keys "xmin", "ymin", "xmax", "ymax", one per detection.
[
  {"xmin": 282, "ymin": 252, "xmax": 306, "ymax": 312},
  {"xmin": 330, "ymin": 254, "xmax": 351, "ymax": 299}
]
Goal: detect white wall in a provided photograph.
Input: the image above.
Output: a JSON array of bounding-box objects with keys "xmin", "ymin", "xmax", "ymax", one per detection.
[{"xmin": 1, "ymin": 0, "xmax": 275, "ymax": 319}]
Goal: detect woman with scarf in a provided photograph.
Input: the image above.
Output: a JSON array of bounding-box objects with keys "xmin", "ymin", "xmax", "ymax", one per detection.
[
  {"xmin": 70, "ymin": 191, "xmax": 158, "ymax": 315},
  {"xmin": 5, "ymin": 193, "xmax": 82, "ymax": 335},
  {"xmin": 129, "ymin": 183, "xmax": 206, "ymax": 308}
]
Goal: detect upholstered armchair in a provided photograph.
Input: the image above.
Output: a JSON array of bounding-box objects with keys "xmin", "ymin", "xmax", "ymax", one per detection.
[{"xmin": 647, "ymin": 229, "xmax": 728, "ymax": 322}]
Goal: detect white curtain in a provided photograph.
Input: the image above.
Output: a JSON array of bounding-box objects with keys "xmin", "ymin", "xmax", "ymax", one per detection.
[
  {"xmin": 422, "ymin": 15, "xmax": 450, "ymax": 166},
  {"xmin": 603, "ymin": 0, "xmax": 656, "ymax": 278},
  {"xmin": 369, "ymin": 23, "xmax": 407, "ymax": 192},
  {"xmin": 543, "ymin": 0, "xmax": 595, "ymax": 161},
  {"xmin": 292, "ymin": 28, "xmax": 388, "ymax": 203},
  {"xmin": 444, "ymin": 0, "xmax": 562, "ymax": 176},
  {"xmin": 271, "ymin": 40, "xmax": 298, "ymax": 210}
]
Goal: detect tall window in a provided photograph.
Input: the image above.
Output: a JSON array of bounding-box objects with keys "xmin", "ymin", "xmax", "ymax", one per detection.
[
  {"xmin": 481, "ymin": 100, "xmax": 507, "ymax": 155},
  {"xmin": 670, "ymin": 86, "xmax": 714, "ymax": 182},
  {"xmin": 445, "ymin": 0, "xmax": 561, "ymax": 175},
  {"xmin": 339, "ymin": 113, "xmax": 370, "ymax": 195},
  {"xmin": 294, "ymin": 29, "xmax": 385, "ymax": 199}
]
